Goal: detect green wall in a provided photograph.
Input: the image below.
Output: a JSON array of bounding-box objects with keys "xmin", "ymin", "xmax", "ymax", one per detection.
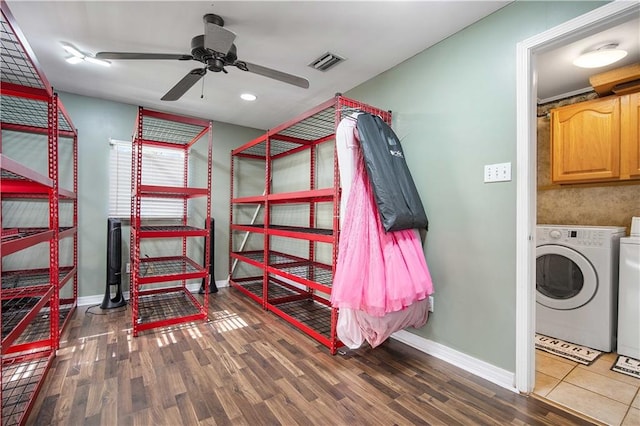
[
  {"xmin": 346, "ymin": 1, "xmax": 606, "ymax": 371},
  {"xmin": 59, "ymin": 92, "xmax": 263, "ymax": 298}
]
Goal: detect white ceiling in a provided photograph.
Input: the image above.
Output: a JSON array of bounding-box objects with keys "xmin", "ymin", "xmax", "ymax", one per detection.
[
  {"xmin": 5, "ymin": 1, "xmax": 510, "ymax": 130},
  {"xmin": 536, "ymin": 16, "xmax": 640, "ymax": 102},
  {"xmin": 5, "ymin": 1, "xmax": 639, "ymax": 130}
]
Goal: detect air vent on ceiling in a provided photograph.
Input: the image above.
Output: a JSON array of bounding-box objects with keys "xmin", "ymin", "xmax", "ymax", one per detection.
[{"xmin": 309, "ymin": 52, "xmax": 345, "ymax": 72}]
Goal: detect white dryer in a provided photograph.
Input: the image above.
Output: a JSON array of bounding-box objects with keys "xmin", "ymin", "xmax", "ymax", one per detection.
[
  {"xmin": 536, "ymin": 225, "xmax": 626, "ymax": 352},
  {"xmin": 617, "ymin": 232, "xmax": 640, "ymax": 359}
]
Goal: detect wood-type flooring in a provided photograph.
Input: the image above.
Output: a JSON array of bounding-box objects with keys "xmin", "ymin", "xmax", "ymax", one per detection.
[{"xmin": 26, "ymin": 288, "xmax": 596, "ymax": 425}]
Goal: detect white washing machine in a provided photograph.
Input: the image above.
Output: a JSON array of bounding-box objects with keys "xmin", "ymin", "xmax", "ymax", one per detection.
[
  {"xmin": 617, "ymin": 220, "xmax": 640, "ymax": 359},
  {"xmin": 536, "ymin": 225, "xmax": 626, "ymax": 352}
]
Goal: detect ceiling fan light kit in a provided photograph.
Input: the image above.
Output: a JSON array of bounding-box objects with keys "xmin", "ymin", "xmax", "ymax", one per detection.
[
  {"xmin": 61, "ymin": 41, "xmax": 110, "ymax": 67},
  {"xmin": 65, "ymin": 56, "xmax": 83, "ymax": 64},
  {"xmin": 95, "ymin": 13, "xmax": 309, "ymax": 101},
  {"xmin": 573, "ymin": 43, "xmax": 628, "ymax": 68},
  {"xmin": 61, "ymin": 42, "xmax": 83, "ymax": 57}
]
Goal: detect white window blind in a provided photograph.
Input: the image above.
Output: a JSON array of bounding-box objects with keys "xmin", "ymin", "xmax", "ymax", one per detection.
[{"xmin": 109, "ymin": 139, "xmax": 186, "ymax": 218}]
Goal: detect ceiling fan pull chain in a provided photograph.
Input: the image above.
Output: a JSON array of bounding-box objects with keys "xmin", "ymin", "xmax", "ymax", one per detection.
[{"xmin": 201, "ymin": 74, "xmax": 205, "ymax": 99}]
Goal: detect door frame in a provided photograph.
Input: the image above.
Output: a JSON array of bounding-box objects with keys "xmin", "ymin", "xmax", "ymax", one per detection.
[{"xmin": 515, "ymin": 0, "xmax": 640, "ymax": 393}]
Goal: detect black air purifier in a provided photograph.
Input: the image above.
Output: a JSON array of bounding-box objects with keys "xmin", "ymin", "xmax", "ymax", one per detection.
[
  {"xmin": 199, "ymin": 218, "xmax": 218, "ymax": 294},
  {"xmin": 101, "ymin": 218, "xmax": 126, "ymax": 309}
]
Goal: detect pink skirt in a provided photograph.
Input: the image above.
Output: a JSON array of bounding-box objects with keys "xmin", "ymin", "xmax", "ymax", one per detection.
[{"xmin": 331, "ymin": 145, "xmax": 433, "ymax": 317}]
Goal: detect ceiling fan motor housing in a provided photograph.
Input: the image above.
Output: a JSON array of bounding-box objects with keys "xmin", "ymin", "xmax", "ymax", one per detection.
[
  {"xmin": 203, "ymin": 14, "xmax": 224, "ymax": 27},
  {"xmin": 96, "ymin": 12, "xmax": 309, "ymax": 100},
  {"xmin": 190, "ymin": 35, "xmax": 237, "ymax": 72}
]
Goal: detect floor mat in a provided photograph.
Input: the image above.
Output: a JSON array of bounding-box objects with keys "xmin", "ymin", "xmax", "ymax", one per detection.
[
  {"xmin": 611, "ymin": 355, "xmax": 640, "ymax": 379},
  {"xmin": 535, "ymin": 334, "xmax": 602, "ymax": 365}
]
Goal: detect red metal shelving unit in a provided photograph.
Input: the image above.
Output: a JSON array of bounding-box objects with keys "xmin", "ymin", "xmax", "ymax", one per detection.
[
  {"xmin": 0, "ymin": 1, "xmax": 78, "ymax": 424},
  {"xmin": 229, "ymin": 95, "xmax": 391, "ymax": 354},
  {"xmin": 129, "ymin": 107, "xmax": 212, "ymax": 336}
]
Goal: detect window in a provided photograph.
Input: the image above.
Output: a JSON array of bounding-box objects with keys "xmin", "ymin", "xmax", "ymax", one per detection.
[{"xmin": 109, "ymin": 139, "xmax": 186, "ymax": 218}]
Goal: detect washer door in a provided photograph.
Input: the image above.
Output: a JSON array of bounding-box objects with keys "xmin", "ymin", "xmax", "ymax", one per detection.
[{"xmin": 536, "ymin": 244, "xmax": 598, "ymax": 310}]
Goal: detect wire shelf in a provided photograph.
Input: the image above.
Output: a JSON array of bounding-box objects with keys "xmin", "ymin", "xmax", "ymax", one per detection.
[
  {"xmin": 232, "ymin": 250, "xmax": 263, "ymax": 262},
  {"xmin": 139, "ymin": 257, "xmax": 203, "ymax": 278},
  {"xmin": 238, "ymin": 139, "xmax": 302, "ymax": 158},
  {"xmin": 141, "ymin": 115, "xmax": 207, "ymax": 145},
  {"xmin": 273, "ymin": 105, "xmax": 335, "ymax": 142},
  {"xmin": 1, "ymin": 227, "xmax": 71, "ymax": 243},
  {"xmin": 0, "ymin": 14, "xmax": 44, "ymax": 91},
  {"xmin": 6, "ymin": 302, "xmax": 72, "ymax": 346},
  {"xmin": 137, "ymin": 291, "xmax": 201, "ymax": 324},
  {"xmin": 13, "ymin": 308, "xmax": 49, "ymax": 345},
  {"xmin": 139, "ymin": 225, "xmax": 207, "ymax": 238},
  {"xmin": 270, "ymin": 298, "xmax": 332, "ymax": 338},
  {"xmin": 140, "ymin": 225, "xmax": 203, "ymax": 233},
  {"xmin": 1, "ymin": 355, "xmax": 51, "ymax": 426},
  {"xmin": 1, "ymin": 170, "xmax": 24, "ymax": 180},
  {"xmin": 2, "ymin": 268, "xmax": 70, "ymax": 290},
  {"xmin": 275, "ymin": 263, "xmax": 333, "ymax": 286},
  {"xmin": 231, "ymin": 278, "xmax": 264, "ymax": 298},
  {"xmin": 266, "ymin": 252, "xmax": 305, "ymax": 266},
  {"xmin": 232, "ymin": 278, "xmax": 302, "ymax": 300},
  {"xmin": 233, "ymin": 104, "xmax": 336, "ymax": 158},
  {"xmin": 0, "ymin": 95, "xmax": 74, "ymax": 132},
  {"xmin": 269, "ymin": 225, "xmax": 332, "ymax": 236},
  {"xmin": 1, "ymin": 296, "xmax": 43, "ymax": 339},
  {"xmin": 1, "ymin": 228, "xmax": 48, "ymax": 243}
]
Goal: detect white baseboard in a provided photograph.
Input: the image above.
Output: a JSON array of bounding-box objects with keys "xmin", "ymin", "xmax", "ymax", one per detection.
[
  {"xmin": 391, "ymin": 330, "xmax": 517, "ymax": 393},
  {"xmin": 77, "ymin": 279, "xmax": 230, "ymax": 307},
  {"xmin": 77, "ymin": 294, "xmax": 105, "ymax": 307}
]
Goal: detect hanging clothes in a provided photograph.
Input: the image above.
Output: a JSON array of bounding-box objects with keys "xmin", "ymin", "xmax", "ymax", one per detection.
[
  {"xmin": 356, "ymin": 113, "xmax": 428, "ymax": 232},
  {"xmin": 335, "ymin": 113, "xmax": 361, "ymax": 227},
  {"xmin": 332, "ymin": 117, "xmax": 434, "ymax": 318}
]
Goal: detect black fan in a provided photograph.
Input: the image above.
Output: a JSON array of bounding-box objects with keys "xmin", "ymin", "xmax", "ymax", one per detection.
[{"xmin": 96, "ymin": 14, "xmax": 309, "ymax": 101}]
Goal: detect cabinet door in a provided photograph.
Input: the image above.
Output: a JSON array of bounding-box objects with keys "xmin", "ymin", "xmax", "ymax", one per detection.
[
  {"xmin": 621, "ymin": 92, "xmax": 640, "ymax": 179},
  {"xmin": 551, "ymin": 97, "xmax": 620, "ymax": 183}
]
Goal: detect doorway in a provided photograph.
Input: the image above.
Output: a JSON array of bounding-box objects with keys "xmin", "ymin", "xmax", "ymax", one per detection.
[{"xmin": 515, "ymin": 0, "xmax": 640, "ymax": 396}]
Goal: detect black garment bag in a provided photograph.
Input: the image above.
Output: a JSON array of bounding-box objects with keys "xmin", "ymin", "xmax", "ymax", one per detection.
[{"xmin": 356, "ymin": 113, "xmax": 428, "ymax": 232}]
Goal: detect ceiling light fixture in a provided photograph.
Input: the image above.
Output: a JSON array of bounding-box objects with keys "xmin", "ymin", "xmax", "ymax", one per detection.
[
  {"xmin": 240, "ymin": 93, "xmax": 257, "ymax": 101},
  {"xmin": 65, "ymin": 56, "xmax": 83, "ymax": 65},
  {"xmin": 61, "ymin": 42, "xmax": 111, "ymax": 67},
  {"xmin": 573, "ymin": 43, "xmax": 627, "ymax": 69}
]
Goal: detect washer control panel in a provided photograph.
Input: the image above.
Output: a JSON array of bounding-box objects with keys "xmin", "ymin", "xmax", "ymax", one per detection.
[{"xmin": 537, "ymin": 225, "xmax": 626, "ymax": 248}]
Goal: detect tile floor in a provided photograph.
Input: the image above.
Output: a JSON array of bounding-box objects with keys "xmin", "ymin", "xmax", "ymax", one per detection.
[{"xmin": 534, "ymin": 349, "xmax": 640, "ymax": 425}]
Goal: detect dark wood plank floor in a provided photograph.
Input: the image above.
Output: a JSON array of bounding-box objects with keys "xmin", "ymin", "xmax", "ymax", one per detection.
[{"xmin": 27, "ymin": 288, "xmax": 596, "ymax": 425}]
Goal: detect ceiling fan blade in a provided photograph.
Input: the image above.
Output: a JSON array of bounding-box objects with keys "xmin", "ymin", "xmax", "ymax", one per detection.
[
  {"xmin": 96, "ymin": 52, "xmax": 193, "ymax": 61},
  {"xmin": 161, "ymin": 68, "xmax": 207, "ymax": 101},
  {"xmin": 237, "ymin": 61, "xmax": 309, "ymax": 89},
  {"xmin": 204, "ymin": 22, "xmax": 236, "ymax": 54}
]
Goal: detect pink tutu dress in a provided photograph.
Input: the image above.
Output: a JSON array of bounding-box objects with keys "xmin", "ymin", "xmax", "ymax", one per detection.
[{"xmin": 331, "ymin": 117, "xmax": 433, "ymax": 318}]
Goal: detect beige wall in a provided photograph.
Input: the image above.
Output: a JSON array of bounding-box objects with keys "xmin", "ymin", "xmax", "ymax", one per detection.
[{"xmin": 536, "ymin": 100, "xmax": 640, "ymax": 234}]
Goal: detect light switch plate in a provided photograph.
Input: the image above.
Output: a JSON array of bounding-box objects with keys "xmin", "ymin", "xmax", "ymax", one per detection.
[{"xmin": 484, "ymin": 162, "xmax": 512, "ymax": 183}]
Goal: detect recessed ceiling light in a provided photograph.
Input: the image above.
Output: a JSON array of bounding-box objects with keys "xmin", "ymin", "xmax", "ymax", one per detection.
[
  {"xmin": 573, "ymin": 43, "xmax": 628, "ymax": 68},
  {"xmin": 240, "ymin": 93, "xmax": 257, "ymax": 101}
]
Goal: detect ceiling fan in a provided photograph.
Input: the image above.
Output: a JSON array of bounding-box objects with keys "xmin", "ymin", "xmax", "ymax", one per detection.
[{"xmin": 96, "ymin": 14, "xmax": 310, "ymax": 101}]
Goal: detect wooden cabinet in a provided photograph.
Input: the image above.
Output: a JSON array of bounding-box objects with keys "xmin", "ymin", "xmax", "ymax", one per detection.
[
  {"xmin": 550, "ymin": 93, "xmax": 640, "ymax": 184},
  {"xmin": 621, "ymin": 92, "xmax": 640, "ymax": 178},
  {"xmin": 551, "ymin": 96, "xmax": 620, "ymax": 183}
]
